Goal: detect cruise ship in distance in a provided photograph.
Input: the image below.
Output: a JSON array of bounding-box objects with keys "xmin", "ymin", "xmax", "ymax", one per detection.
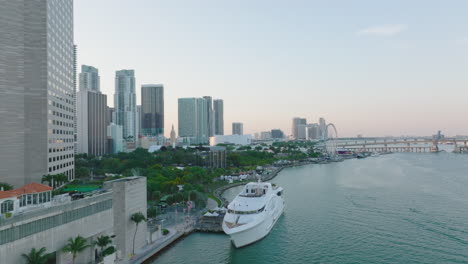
[{"xmin": 222, "ymin": 181, "xmax": 285, "ymax": 248}]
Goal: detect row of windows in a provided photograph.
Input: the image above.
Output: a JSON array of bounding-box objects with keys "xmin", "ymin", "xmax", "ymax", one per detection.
[
  {"xmin": 48, "ymin": 146, "xmax": 74, "ymax": 153},
  {"xmin": 0, "ymin": 200, "xmax": 112, "ymax": 246},
  {"xmin": 49, "ymin": 138, "xmax": 74, "ymax": 144},
  {"xmin": 51, "ymin": 101, "xmax": 73, "ymax": 114},
  {"xmin": 51, "ymin": 129, "xmax": 73, "ymax": 135},
  {"xmin": 0, "ymin": 201, "xmax": 14, "ymax": 214},
  {"xmin": 50, "ymin": 110, "xmax": 74, "ymax": 121},
  {"xmin": 51, "ymin": 120, "xmax": 73, "ymax": 128},
  {"xmin": 227, "ymin": 206, "xmax": 265, "ymax": 215},
  {"xmin": 19, "ymin": 192, "xmax": 52, "ymax": 207},
  {"xmin": 48, "ymin": 162, "xmax": 73, "ymax": 172},
  {"xmin": 49, "ymin": 154, "xmax": 74, "ymax": 162}
]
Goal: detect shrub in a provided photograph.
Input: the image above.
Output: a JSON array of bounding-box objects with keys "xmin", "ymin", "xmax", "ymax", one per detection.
[{"xmin": 162, "ymin": 229, "xmax": 169, "ymax": 235}]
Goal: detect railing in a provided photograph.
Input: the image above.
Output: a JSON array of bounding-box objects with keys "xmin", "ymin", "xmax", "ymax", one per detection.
[{"xmin": 0, "ymin": 191, "xmax": 112, "ymax": 227}]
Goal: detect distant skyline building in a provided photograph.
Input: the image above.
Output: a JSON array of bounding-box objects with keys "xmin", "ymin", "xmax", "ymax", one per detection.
[
  {"xmin": 203, "ymin": 96, "xmax": 215, "ymax": 137},
  {"xmin": 170, "ymin": 125, "xmax": 177, "ymax": 148},
  {"xmin": 319, "ymin": 117, "xmax": 327, "ymax": 140},
  {"xmin": 142, "ymin": 84, "xmax": 164, "ymax": 137},
  {"xmin": 214, "ymin": 99, "xmax": 224, "ymax": 135},
  {"xmin": 292, "ymin": 117, "xmax": 307, "ymax": 140},
  {"xmin": 271, "ymin": 129, "xmax": 285, "ymax": 139},
  {"xmin": 232, "ymin": 122, "xmax": 244, "ymax": 135},
  {"xmin": 114, "ymin": 70, "xmax": 137, "ymax": 142},
  {"xmin": 178, "ymin": 98, "xmax": 209, "ymax": 144},
  {"xmin": 77, "ymin": 65, "xmax": 107, "ymax": 156},
  {"xmin": 79, "ymin": 65, "xmax": 100, "ymax": 92},
  {"xmin": 260, "ymin": 131, "xmax": 272, "ymax": 140},
  {"xmin": 0, "ymin": 0, "xmax": 75, "ymax": 187},
  {"xmin": 136, "ymin": 105, "xmax": 141, "ymax": 141},
  {"xmin": 107, "ymin": 123, "xmax": 124, "ymax": 154},
  {"xmin": 306, "ymin": 123, "xmax": 320, "ymax": 140}
]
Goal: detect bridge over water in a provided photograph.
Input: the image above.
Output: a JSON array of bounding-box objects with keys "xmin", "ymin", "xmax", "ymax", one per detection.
[{"xmin": 335, "ymin": 137, "xmax": 468, "ymax": 153}]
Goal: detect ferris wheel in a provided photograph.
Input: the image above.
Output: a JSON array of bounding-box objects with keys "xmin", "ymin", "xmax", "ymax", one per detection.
[{"xmin": 325, "ymin": 123, "xmax": 338, "ymax": 157}]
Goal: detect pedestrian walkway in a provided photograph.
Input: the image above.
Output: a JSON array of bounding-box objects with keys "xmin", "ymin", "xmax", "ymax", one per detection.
[{"xmin": 116, "ymin": 218, "xmax": 196, "ymax": 264}]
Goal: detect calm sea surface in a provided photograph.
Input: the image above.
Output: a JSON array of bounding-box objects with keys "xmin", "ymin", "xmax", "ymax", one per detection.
[{"xmin": 152, "ymin": 152, "xmax": 468, "ymax": 264}]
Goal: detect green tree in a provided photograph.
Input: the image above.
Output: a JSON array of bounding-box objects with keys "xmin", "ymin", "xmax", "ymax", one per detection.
[
  {"xmin": 21, "ymin": 247, "xmax": 50, "ymax": 264},
  {"xmin": 147, "ymin": 207, "xmax": 157, "ymax": 218},
  {"xmin": 62, "ymin": 236, "xmax": 90, "ymax": 264},
  {"xmin": 93, "ymin": 235, "xmax": 112, "ymax": 260},
  {"xmin": 0, "ymin": 182, "xmax": 13, "ymax": 191},
  {"xmin": 130, "ymin": 212, "xmax": 147, "ymax": 256}
]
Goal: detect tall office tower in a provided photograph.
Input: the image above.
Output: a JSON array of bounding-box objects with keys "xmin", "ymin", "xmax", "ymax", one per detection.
[
  {"xmin": 292, "ymin": 117, "xmax": 307, "ymax": 139},
  {"xmin": 77, "ymin": 65, "xmax": 108, "ymax": 156},
  {"xmin": 0, "ymin": 0, "xmax": 75, "ymax": 187},
  {"xmin": 79, "ymin": 65, "xmax": 100, "ymax": 91},
  {"xmin": 178, "ymin": 98, "xmax": 209, "ymax": 144},
  {"xmin": 142, "ymin": 84, "xmax": 164, "ymax": 137},
  {"xmin": 73, "ymin": 45, "xmax": 78, "ymax": 154},
  {"xmin": 306, "ymin": 123, "xmax": 320, "ymax": 140},
  {"xmin": 319, "ymin": 117, "xmax": 327, "ymax": 140},
  {"xmin": 107, "ymin": 107, "xmax": 114, "ymax": 126},
  {"xmin": 213, "ymin": 99, "xmax": 224, "ymax": 135},
  {"xmin": 232, "ymin": 122, "xmax": 244, "ymax": 135},
  {"xmin": 271, "ymin": 129, "xmax": 285, "ymax": 139},
  {"xmin": 203, "ymin": 96, "xmax": 215, "ymax": 137},
  {"xmin": 114, "ymin": 70, "xmax": 136, "ymax": 142},
  {"xmin": 136, "ymin": 105, "xmax": 141, "ymax": 143}
]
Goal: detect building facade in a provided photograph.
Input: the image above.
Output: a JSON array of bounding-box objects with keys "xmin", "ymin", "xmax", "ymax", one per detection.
[
  {"xmin": 271, "ymin": 129, "xmax": 284, "ymax": 139},
  {"xmin": 114, "ymin": 70, "xmax": 136, "ymax": 142},
  {"xmin": 141, "ymin": 84, "xmax": 164, "ymax": 137},
  {"xmin": 232, "ymin": 122, "xmax": 244, "ymax": 135},
  {"xmin": 203, "ymin": 96, "xmax": 215, "ymax": 137},
  {"xmin": 292, "ymin": 117, "xmax": 307, "ymax": 140},
  {"xmin": 213, "ymin": 99, "xmax": 224, "ymax": 135},
  {"xmin": 0, "ymin": 177, "xmax": 147, "ymax": 264},
  {"xmin": 0, "ymin": 0, "xmax": 75, "ymax": 187},
  {"xmin": 79, "ymin": 65, "xmax": 100, "ymax": 92},
  {"xmin": 76, "ymin": 90, "xmax": 108, "ymax": 156},
  {"xmin": 76, "ymin": 65, "xmax": 108, "ymax": 156},
  {"xmin": 107, "ymin": 123, "xmax": 124, "ymax": 154},
  {"xmin": 178, "ymin": 98, "xmax": 209, "ymax": 144}
]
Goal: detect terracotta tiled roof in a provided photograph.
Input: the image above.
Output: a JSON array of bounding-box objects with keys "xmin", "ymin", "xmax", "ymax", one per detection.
[
  {"xmin": 0, "ymin": 182, "xmax": 52, "ymax": 200},
  {"xmin": 0, "ymin": 191, "xmax": 18, "ymax": 200}
]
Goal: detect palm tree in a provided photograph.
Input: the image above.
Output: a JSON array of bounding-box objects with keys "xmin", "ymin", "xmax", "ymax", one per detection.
[
  {"xmin": 21, "ymin": 247, "xmax": 49, "ymax": 264},
  {"xmin": 62, "ymin": 236, "xmax": 90, "ymax": 264},
  {"xmin": 41, "ymin": 174, "xmax": 54, "ymax": 188},
  {"xmin": 93, "ymin": 235, "xmax": 112, "ymax": 260},
  {"xmin": 130, "ymin": 212, "xmax": 147, "ymax": 256}
]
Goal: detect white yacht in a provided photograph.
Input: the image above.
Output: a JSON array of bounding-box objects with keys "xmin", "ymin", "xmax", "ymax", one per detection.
[{"xmin": 222, "ymin": 181, "xmax": 284, "ymax": 248}]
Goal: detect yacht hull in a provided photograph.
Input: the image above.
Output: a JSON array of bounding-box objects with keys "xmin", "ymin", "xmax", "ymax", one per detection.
[{"xmin": 225, "ymin": 198, "xmax": 284, "ymax": 248}]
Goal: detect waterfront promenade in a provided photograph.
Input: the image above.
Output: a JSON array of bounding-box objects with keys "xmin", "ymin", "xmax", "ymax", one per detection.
[{"xmin": 118, "ymin": 217, "xmax": 196, "ymax": 264}]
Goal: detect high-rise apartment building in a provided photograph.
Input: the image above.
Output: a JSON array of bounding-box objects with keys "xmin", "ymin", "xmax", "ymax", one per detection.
[
  {"xmin": 142, "ymin": 84, "xmax": 164, "ymax": 137},
  {"xmin": 292, "ymin": 117, "xmax": 307, "ymax": 140},
  {"xmin": 232, "ymin": 122, "xmax": 244, "ymax": 135},
  {"xmin": 178, "ymin": 98, "xmax": 209, "ymax": 144},
  {"xmin": 76, "ymin": 65, "xmax": 108, "ymax": 156},
  {"xmin": 114, "ymin": 70, "xmax": 136, "ymax": 142},
  {"xmin": 0, "ymin": 0, "xmax": 75, "ymax": 187},
  {"xmin": 79, "ymin": 65, "xmax": 100, "ymax": 92},
  {"xmin": 213, "ymin": 99, "xmax": 224, "ymax": 135},
  {"xmin": 203, "ymin": 96, "xmax": 215, "ymax": 137},
  {"xmin": 319, "ymin": 117, "xmax": 327, "ymax": 140}
]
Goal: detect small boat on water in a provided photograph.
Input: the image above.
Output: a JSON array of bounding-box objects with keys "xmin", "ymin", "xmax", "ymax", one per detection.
[{"xmin": 222, "ymin": 181, "xmax": 284, "ymax": 248}]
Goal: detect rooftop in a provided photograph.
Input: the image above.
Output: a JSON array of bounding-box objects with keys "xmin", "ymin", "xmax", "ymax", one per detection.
[{"xmin": 0, "ymin": 183, "xmax": 52, "ymax": 199}]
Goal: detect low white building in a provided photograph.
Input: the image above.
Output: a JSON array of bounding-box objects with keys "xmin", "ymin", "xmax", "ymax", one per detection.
[{"xmin": 209, "ymin": 134, "xmax": 252, "ymax": 146}]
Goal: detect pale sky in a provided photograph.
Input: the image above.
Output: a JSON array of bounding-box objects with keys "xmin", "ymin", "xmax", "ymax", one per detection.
[{"xmin": 75, "ymin": 0, "xmax": 468, "ymax": 137}]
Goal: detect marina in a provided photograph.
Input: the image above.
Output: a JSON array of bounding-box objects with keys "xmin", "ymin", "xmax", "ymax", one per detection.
[{"xmin": 150, "ymin": 152, "xmax": 468, "ymax": 264}]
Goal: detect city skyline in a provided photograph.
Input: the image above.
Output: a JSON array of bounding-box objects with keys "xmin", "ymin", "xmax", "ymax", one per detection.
[{"xmin": 75, "ymin": 0, "xmax": 468, "ymax": 137}]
